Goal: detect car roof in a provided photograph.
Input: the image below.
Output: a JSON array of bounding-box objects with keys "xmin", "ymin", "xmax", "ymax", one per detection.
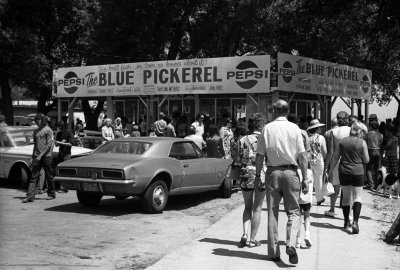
[
  {"xmin": 100, "ymin": 137, "xmax": 192, "ymax": 157},
  {"xmin": 0, "ymin": 126, "xmax": 36, "ymax": 133}
]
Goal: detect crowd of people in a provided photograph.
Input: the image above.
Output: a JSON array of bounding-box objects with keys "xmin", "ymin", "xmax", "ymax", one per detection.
[
  {"xmin": 15, "ymin": 102, "xmax": 399, "ymax": 264},
  {"xmin": 218, "ymin": 101, "xmax": 398, "ymax": 264}
]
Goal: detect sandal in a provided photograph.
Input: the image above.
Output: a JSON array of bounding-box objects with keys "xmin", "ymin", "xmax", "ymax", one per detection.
[
  {"xmin": 238, "ymin": 234, "xmax": 247, "ymax": 248},
  {"xmin": 247, "ymin": 240, "xmax": 261, "ymax": 247}
]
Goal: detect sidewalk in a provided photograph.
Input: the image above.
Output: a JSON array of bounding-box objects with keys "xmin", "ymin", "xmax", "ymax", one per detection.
[{"xmin": 147, "ymin": 191, "xmax": 400, "ymax": 270}]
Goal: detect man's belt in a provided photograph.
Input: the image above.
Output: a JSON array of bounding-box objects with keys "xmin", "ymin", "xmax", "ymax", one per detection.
[{"xmin": 270, "ymin": 164, "xmax": 297, "ymax": 170}]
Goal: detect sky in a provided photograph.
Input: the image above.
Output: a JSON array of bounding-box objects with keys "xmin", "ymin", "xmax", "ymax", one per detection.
[{"xmin": 331, "ymin": 98, "xmax": 398, "ymax": 122}]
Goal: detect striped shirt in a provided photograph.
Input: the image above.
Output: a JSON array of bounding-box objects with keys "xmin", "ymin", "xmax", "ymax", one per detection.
[{"xmin": 33, "ymin": 125, "xmax": 54, "ymax": 158}]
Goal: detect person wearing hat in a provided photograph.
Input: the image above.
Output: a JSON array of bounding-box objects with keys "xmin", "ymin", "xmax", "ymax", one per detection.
[
  {"xmin": 307, "ymin": 119, "xmax": 327, "ymax": 206},
  {"xmin": 368, "ymin": 114, "xmax": 378, "ymax": 124}
]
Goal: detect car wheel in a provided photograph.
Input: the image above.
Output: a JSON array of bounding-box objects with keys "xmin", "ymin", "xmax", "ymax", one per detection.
[
  {"xmin": 115, "ymin": 196, "xmax": 129, "ymax": 200},
  {"xmin": 9, "ymin": 165, "xmax": 30, "ymax": 189},
  {"xmin": 220, "ymin": 176, "xmax": 232, "ymax": 198},
  {"xmin": 142, "ymin": 180, "xmax": 168, "ymax": 213},
  {"xmin": 76, "ymin": 191, "xmax": 103, "ymax": 206}
]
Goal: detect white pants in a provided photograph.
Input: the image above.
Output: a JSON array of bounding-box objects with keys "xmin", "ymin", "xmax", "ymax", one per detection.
[{"xmin": 311, "ymin": 163, "xmax": 325, "ymax": 202}]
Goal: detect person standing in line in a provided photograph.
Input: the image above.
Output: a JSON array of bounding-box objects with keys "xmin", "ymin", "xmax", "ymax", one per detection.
[
  {"xmin": 324, "ymin": 118, "xmax": 338, "ymax": 154},
  {"xmin": 255, "ymin": 100, "xmax": 309, "ymax": 264},
  {"xmin": 383, "ymin": 124, "xmax": 399, "ymax": 176},
  {"xmin": 324, "ymin": 111, "xmax": 351, "ymax": 218},
  {"xmin": 191, "ymin": 114, "xmax": 205, "ymax": 138},
  {"xmin": 154, "ymin": 112, "xmax": 167, "ymax": 137},
  {"xmin": 184, "ymin": 126, "xmax": 206, "ymax": 150},
  {"xmin": 148, "ymin": 124, "xmax": 157, "ymax": 137},
  {"xmin": 23, "ymin": 113, "xmax": 56, "ymax": 203},
  {"xmin": 229, "ymin": 125, "xmax": 247, "ymax": 189},
  {"xmin": 365, "ymin": 121, "xmax": 383, "ymax": 190},
  {"xmin": 54, "ymin": 117, "xmax": 76, "ymax": 193},
  {"xmin": 113, "ymin": 117, "xmax": 123, "ymax": 139},
  {"xmin": 206, "ymin": 124, "xmax": 225, "ymax": 158},
  {"xmin": 163, "ymin": 115, "xmax": 177, "ymax": 137},
  {"xmin": 101, "ymin": 118, "xmax": 114, "ymax": 141},
  {"xmin": 219, "ymin": 118, "xmax": 234, "ymax": 159},
  {"xmin": 237, "ymin": 113, "xmax": 267, "ymax": 248},
  {"xmin": 307, "ymin": 119, "xmax": 327, "ymax": 205},
  {"xmin": 131, "ymin": 125, "xmax": 141, "ymax": 137},
  {"xmin": 328, "ymin": 121, "xmax": 369, "ymax": 233}
]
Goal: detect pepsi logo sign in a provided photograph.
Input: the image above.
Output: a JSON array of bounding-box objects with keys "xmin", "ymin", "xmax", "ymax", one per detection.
[
  {"xmin": 58, "ymin": 71, "xmax": 85, "ymax": 94},
  {"xmin": 279, "ymin": 61, "xmax": 295, "ymax": 83},
  {"xmin": 360, "ymin": 75, "xmax": 371, "ymax": 93},
  {"xmin": 226, "ymin": 60, "xmax": 268, "ymax": 90}
]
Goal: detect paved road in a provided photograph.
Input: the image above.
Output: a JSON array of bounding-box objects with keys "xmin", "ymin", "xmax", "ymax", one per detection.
[
  {"xmin": 0, "ymin": 186, "xmax": 242, "ymax": 269},
  {"xmin": 147, "ymin": 191, "xmax": 400, "ymax": 270}
]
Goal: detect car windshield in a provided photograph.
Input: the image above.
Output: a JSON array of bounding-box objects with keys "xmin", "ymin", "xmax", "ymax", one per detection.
[
  {"xmin": 0, "ymin": 129, "xmax": 34, "ymax": 147},
  {"xmin": 93, "ymin": 141, "xmax": 152, "ymax": 155}
]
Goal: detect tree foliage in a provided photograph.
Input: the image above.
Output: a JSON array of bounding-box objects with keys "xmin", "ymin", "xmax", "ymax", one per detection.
[{"xmin": 1, "ymin": 0, "xmax": 399, "ymax": 124}]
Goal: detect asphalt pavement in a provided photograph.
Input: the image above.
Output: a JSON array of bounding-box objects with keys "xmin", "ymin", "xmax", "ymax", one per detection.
[{"xmin": 147, "ymin": 191, "xmax": 400, "ymax": 270}]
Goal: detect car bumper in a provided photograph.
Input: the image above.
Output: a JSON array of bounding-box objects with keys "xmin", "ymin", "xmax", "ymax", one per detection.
[{"xmin": 55, "ymin": 176, "xmax": 141, "ymax": 196}]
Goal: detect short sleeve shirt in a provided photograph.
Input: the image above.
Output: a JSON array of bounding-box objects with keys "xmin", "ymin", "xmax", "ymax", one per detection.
[{"xmin": 257, "ymin": 117, "xmax": 305, "ymax": 166}]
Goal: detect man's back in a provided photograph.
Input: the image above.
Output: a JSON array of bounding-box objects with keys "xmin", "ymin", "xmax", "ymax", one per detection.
[{"xmin": 258, "ymin": 117, "xmax": 304, "ymax": 166}]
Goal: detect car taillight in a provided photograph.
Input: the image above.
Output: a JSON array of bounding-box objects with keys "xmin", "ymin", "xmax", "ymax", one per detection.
[
  {"xmin": 102, "ymin": 170, "xmax": 123, "ymax": 179},
  {"xmin": 58, "ymin": 168, "xmax": 77, "ymax": 176}
]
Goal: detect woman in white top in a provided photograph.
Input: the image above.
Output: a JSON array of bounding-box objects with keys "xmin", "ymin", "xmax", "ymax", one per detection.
[
  {"xmin": 219, "ymin": 118, "xmax": 234, "ymax": 159},
  {"xmin": 191, "ymin": 114, "xmax": 205, "ymax": 137},
  {"xmin": 307, "ymin": 119, "xmax": 327, "ymax": 205},
  {"xmin": 102, "ymin": 118, "xmax": 114, "ymax": 141}
]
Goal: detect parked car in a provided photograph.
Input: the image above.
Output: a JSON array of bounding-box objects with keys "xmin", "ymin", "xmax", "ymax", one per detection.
[
  {"xmin": 55, "ymin": 137, "xmax": 239, "ymax": 213},
  {"xmin": 0, "ymin": 126, "xmax": 92, "ymax": 188}
]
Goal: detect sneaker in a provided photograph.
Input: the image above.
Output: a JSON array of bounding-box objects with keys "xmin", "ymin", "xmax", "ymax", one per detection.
[
  {"xmin": 238, "ymin": 234, "xmax": 247, "ymax": 248},
  {"xmin": 46, "ymin": 196, "xmax": 56, "ymax": 200},
  {"xmin": 295, "ymin": 240, "xmax": 301, "ymax": 249},
  {"xmin": 304, "ymin": 238, "xmax": 312, "ymax": 247},
  {"xmin": 22, "ymin": 198, "xmax": 34, "ymax": 203},
  {"xmin": 324, "ymin": 211, "xmax": 335, "ymax": 217},
  {"xmin": 352, "ymin": 221, "xmax": 359, "ymax": 234},
  {"xmin": 286, "ymin": 246, "xmax": 298, "ymax": 264},
  {"xmin": 317, "ymin": 198, "xmax": 325, "ymax": 206}
]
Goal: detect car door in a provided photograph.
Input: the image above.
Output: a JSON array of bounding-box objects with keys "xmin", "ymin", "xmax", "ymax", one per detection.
[{"xmin": 176, "ymin": 142, "xmax": 219, "ymax": 192}]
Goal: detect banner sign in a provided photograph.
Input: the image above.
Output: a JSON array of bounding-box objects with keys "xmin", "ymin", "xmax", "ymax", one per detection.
[
  {"xmin": 277, "ymin": 53, "xmax": 372, "ymax": 100},
  {"xmin": 54, "ymin": 55, "xmax": 270, "ymax": 97}
]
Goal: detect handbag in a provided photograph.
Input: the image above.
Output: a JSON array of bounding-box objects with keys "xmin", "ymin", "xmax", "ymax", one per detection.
[{"xmin": 322, "ymin": 182, "xmax": 335, "ymax": 196}]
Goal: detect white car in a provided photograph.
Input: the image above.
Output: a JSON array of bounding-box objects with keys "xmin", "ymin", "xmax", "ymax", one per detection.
[{"xmin": 0, "ymin": 126, "xmax": 92, "ymax": 188}]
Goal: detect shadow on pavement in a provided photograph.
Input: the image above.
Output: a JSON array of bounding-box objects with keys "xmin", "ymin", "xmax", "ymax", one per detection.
[
  {"xmin": 211, "ymin": 248, "xmax": 295, "ymax": 267},
  {"xmin": 199, "ymin": 237, "xmax": 269, "ymax": 247},
  {"xmin": 42, "ymin": 192, "xmax": 222, "ymax": 216}
]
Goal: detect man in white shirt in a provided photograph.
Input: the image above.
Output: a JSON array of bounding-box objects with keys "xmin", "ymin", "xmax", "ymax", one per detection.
[
  {"xmin": 153, "ymin": 112, "xmax": 167, "ymax": 137},
  {"xmin": 255, "ymin": 99, "xmax": 309, "ymax": 264}
]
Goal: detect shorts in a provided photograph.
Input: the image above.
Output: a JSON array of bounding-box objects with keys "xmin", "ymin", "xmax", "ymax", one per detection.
[
  {"xmin": 339, "ymin": 173, "xmax": 364, "ymax": 187},
  {"xmin": 299, "ymin": 203, "xmax": 311, "ymax": 212}
]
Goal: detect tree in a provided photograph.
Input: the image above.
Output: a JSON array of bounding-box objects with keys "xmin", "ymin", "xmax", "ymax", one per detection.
[{"xmin": 0, "ymin": 0, "xmax": 99, "ymax": 124}]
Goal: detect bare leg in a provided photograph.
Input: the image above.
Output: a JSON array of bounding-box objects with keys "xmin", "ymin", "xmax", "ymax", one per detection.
[
  {"xmin": 249, "ymin": 189, "xmax": 266, "ymax": 242},
  {"xmin": 242, "ymin": 190, "xmax": 254, "ymax": 238}
]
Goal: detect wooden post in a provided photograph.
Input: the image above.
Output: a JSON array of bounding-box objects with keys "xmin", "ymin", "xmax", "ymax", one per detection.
[{"xmin": 385, "ymin": 211, "xmax": 400, "ymax": 243}]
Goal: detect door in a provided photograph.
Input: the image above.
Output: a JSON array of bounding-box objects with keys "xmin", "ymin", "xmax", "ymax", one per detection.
[{"xmin": 170, "ymin": 142, "xmax": 217, "ymax": 192}]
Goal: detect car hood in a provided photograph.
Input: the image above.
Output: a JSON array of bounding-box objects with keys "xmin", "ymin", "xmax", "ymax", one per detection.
[{"xmin": 58, "ymin": 154, "xmax": 144, "ymax": 169}]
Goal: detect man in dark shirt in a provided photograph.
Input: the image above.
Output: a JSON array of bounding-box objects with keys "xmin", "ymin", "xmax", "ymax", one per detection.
[{"xmin": 23, "ymin": 113, "xmax": 56, "ymax": 202}]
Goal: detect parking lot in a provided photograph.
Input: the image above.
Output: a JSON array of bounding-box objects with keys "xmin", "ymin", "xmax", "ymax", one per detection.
[{"xmin": 0, "ymin": 185, "xmax": 242, "ymax": 269}]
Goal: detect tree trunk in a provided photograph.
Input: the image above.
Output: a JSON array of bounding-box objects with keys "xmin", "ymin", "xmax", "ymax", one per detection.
[
  {"xmin": 0, "ymin": 69, "xmax": 14, "ymax": 125},
  {"xmin": 385, "ymin": 211, "xmax": 400, "ymax": 243},
  {"xmin": 37, "ymin": 85, "xmax": 56, "ymax": 115},
  {"xmin": 82, "ymin": 99, "xmax": 105, "ymax": 131}
]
